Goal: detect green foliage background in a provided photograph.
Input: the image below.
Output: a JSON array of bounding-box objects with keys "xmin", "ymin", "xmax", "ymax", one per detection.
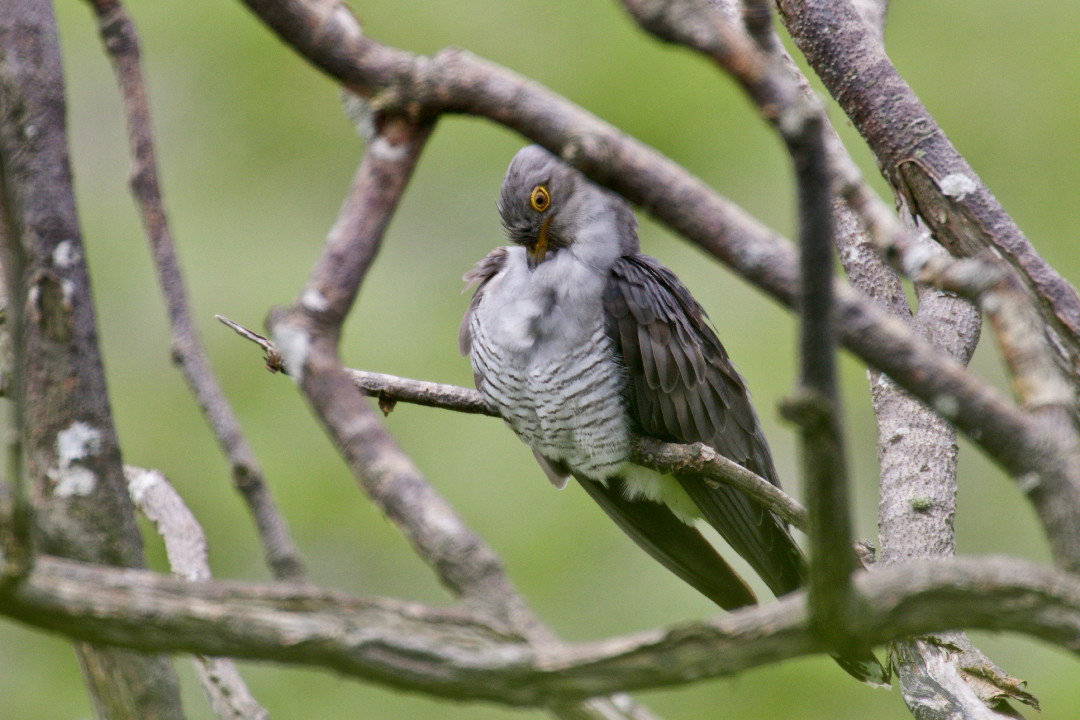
[{"xmin": 2, "ymin": 1, "xmax": 1078, "ymax": 718}]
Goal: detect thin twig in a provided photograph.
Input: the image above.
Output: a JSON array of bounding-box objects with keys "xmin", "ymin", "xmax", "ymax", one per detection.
[
  {"xmin": 216, "ymin": 316, "xmax": 810, "ymax": 532},
  {"xmin": 632, "ymin": 438, "xmax": 808, "ymax": 530},
  {"xmin": 125, "ymin": 467, "xmax": 269, "ymax": 720},
  {"xmin": 346, "ymin": 369, "xmax": 496, "ymax": 417},
  {"xmin": 85, "ymin": 0, "xmax": 307, "ymax": 583}
]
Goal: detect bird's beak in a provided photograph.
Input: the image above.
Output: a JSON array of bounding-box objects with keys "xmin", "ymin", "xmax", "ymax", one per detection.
[{"xmin": 527, "ymin": 217, "xmax": 552, "ymax": 269}]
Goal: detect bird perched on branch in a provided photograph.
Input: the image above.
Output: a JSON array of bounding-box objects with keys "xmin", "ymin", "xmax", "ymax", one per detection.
[{"xmin": 460, "ymin": 145, "xmax": 885, "ymax": 685}]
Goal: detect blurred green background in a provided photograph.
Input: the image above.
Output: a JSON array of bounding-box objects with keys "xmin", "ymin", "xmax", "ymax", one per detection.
[{"xmin": 2, "ymin": 1, "xmax": 1078, "ymax": 718}]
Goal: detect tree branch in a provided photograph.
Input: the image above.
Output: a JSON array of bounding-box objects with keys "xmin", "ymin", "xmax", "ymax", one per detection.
[
  {"xmin": 896, "ymin": 248, "xmax": 1072, "ymax": 416},
  {"xmin": 215, "ymin": 318, "xmax": 811, "ymax": 532},
  {"xmin": 0, "ymin": 554, "xmax": 1076, "ymax": 706},
  {"xmin": 347, "ymin": 368, "xmax": 497, "ymax": 417},
  {"xmin": 84, "ymin": 0, "xmax": 307, "ymax": 583},
  {"xmin": 785, "ymin": 107, "xmax": 860, "ymax": 649},
  {"xmin": 126, "ymin": 466, "xmax": 268, "ymax": 720}
]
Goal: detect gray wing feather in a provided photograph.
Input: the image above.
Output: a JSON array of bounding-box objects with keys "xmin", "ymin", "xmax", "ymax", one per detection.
[{"xmin": 604, "ymin": 254, "xmax": 805, "ymax": 596}]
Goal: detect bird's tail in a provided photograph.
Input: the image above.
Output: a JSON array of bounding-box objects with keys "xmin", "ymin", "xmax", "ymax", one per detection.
[{"xmin": 674, "ymin": 472, "xmax": 890, "ymax": 686}]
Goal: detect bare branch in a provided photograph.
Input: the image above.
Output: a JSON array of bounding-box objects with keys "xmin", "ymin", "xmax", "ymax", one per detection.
[
  {"xmin": 862, "ymin": 217, "xmax": 1080, "ymax": 570},
  {"xmin": 126, "ymin": 467, "xmax": 268, "ymax": 720},
  {"xmin": 84, "ymin": 0, "xmax": 307, "ymax": 583},
  {"xmin": 1, "ymin": 554, "xmax": 1077, "ymax": 705},
  {"xmin": 216, "ymin": 320, "xmax": 810, "ymax": 534},
  {"xmin": 633, "ymin": 438, "xmax": 808, "ymax": 530},
  {"xmin": 785, "ymin": 109, "xmax": 860, "ymax": 648},
  {"xmin": 347, "ymin": 368, "xmax": 497, "ymax": 417},
  {"xmin": 899, "ymin": 249, "xmax": 1072, "ymax": 415}
]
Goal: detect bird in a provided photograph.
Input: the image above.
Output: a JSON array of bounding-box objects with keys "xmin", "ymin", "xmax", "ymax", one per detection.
[{"xmin": 460, "ymin": 145, "xmax": 885, "ymax": 684}]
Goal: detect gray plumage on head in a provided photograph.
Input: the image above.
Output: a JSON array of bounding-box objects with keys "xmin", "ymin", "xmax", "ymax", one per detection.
[{"xmin": 497, "ymin": 145, "xmax": 639, "ymax": 264}]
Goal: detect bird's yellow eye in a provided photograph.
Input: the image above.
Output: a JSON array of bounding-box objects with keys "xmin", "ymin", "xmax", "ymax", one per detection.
[{"xmin": 529, "ymin": 185, "xmax": 551, "ymax": 212}]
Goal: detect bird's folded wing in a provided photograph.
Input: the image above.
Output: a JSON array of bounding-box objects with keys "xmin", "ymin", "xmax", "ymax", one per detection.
[
  {"xmin": 576, "ymin": 475, "xmax": 756, "ymax": 610},
  {"xmin": 604, "ymin": 254, "xmax": 805, "ymax": 596}
]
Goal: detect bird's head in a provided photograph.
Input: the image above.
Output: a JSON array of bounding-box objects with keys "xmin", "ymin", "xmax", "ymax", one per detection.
[{"xmin": 498, "ymin": 145, "xmax": 638, "ymax": 270}]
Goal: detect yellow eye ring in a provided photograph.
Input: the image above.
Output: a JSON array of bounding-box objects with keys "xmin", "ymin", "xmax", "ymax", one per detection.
[{"xmin": 529, "ymin": 185, "xmax": 551, "ymax": 212}]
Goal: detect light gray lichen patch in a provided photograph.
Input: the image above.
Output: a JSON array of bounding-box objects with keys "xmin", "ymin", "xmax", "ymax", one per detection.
[
  {"xmin": 53, "ymin": 421, "xmax": 103, "ymax": 497},
  {"xmin": 939, "ymin": 173, "xmax": 977, "ymax": 201},
  {"xmin": 272, "ymin": 321, "xmax": 311, "ymax": 382},
  {"xmin": 1016, "ymin": 472, "xmax": 1041, "ymax": 494},
  {"xmin": 301, "ymin": 288, "xmax": 330, "ymax": 313},
  {"xmin": 932, "ymin": 393, "xmax": 959, "ymax": 419},
  {"xmin": 52, "ymin": 240, "xmax": 80, "ymax": 269}
]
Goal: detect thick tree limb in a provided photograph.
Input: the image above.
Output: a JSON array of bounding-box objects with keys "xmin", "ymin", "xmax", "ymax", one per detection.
[
  {"xmin": 84, "ymin": 0, "xmax": 307, "ymax": 583},
  {"xmin": 0, "ymin": 554, "xmax": 1076, "ymax": 706},
  {"xmin": 0, "ymin": 2, "xmax": 184, "ymax": 716}
]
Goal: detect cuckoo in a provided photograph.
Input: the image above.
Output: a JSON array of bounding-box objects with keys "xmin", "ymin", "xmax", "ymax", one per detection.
[{"xmin": 461, "ymin": 146, "xmax": 884, "ymax": 684}]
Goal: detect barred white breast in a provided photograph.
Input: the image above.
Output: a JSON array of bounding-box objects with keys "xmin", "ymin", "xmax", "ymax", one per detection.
[{"xmin": 467, "ymin": 245, "xmax": 631, "ymax": 481}]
